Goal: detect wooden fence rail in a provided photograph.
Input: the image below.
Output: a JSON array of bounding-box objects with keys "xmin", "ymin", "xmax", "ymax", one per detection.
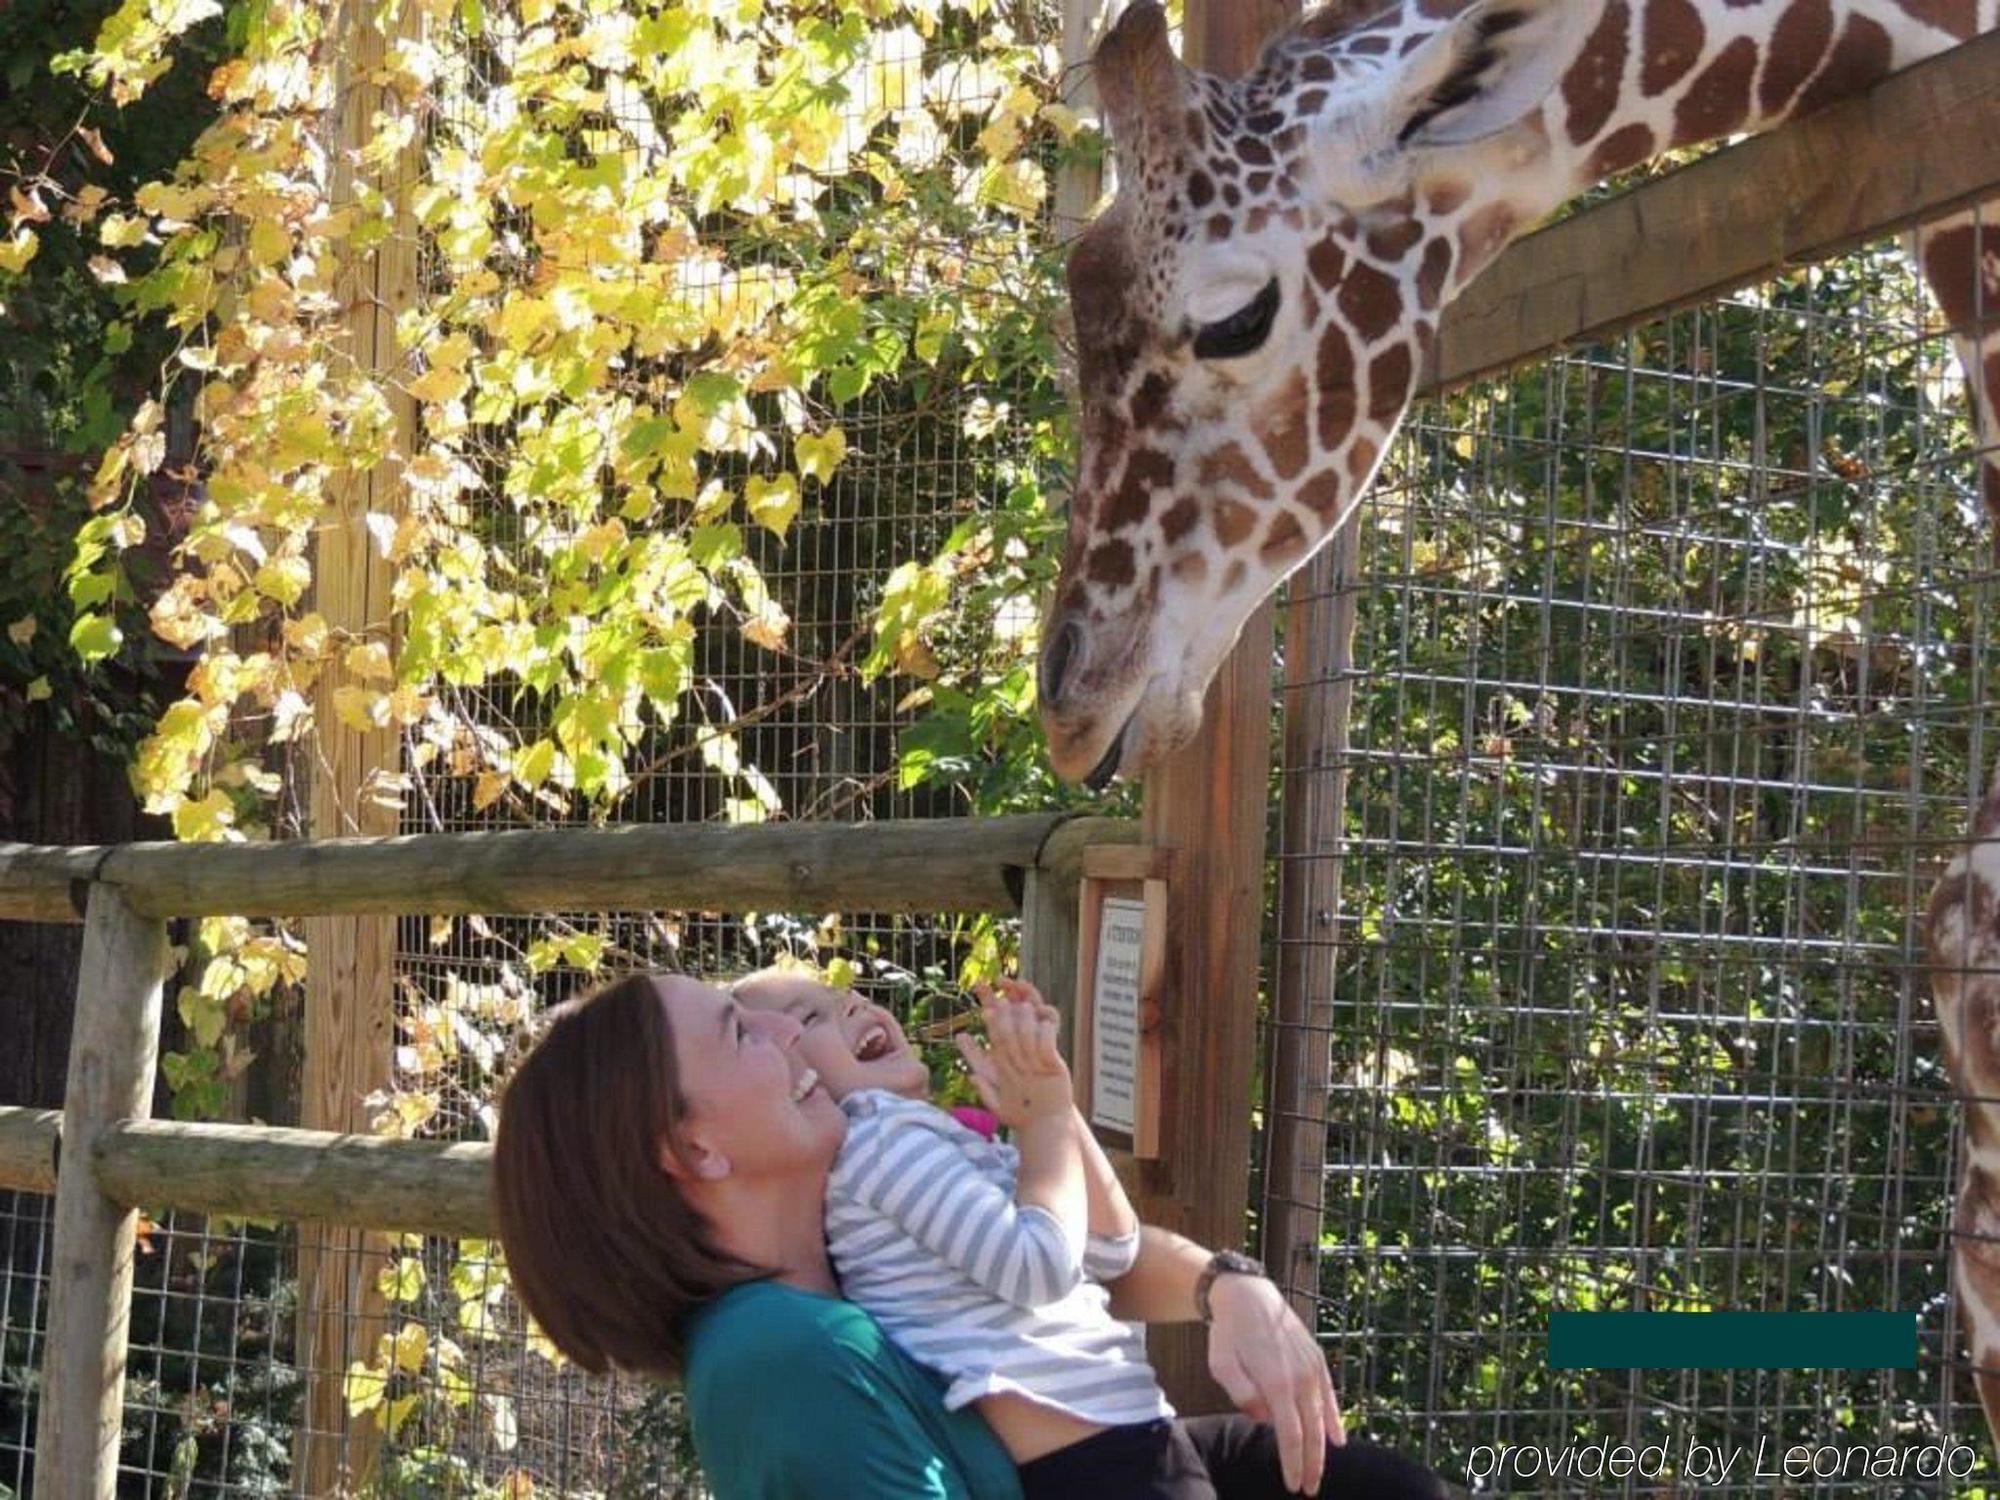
[
  {"xmin": 0, "ymin": 812, "xmax": 1121, "ymax": 923},
  {"xmin": 0, "ymin": 1109, "xmax": 492, "ymax": 1240}
]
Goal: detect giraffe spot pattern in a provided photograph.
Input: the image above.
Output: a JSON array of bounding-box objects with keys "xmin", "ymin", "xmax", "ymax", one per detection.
[
  {"xmin": 1308, "ymin": 236, "xmax": 1347, "ymax": 289},
  {"xmin": 1260, "ymin": 511, "xmax": 1307, "ymax": 567},
  {"xmin": 1367, "ymin": 218, "xmax": 1425, "ymax": 260},
  {"xmin": 1641, "ymin": 0, "xmax": 1706, "ymax": 95},
  {"xmin": 1673, "ymin": 35, "xmax": 1760, "ymax": 144},
  {"xmin": 1087, "ymin": 540, "xmax": 1136, "ymax": 590},
  {"xmin": 1564, "ymin": 0, "xmax": 1631, "ymax": 146},
  {"xmin": 1588, "ymin": 123, "xmax": 1657, "ymax": 180},
  {"xmin": 1106, "ymin": 448, "xmax": 1175, "ymax": 533},
  {"xmin": 1256, "ymin": 372, "xmax": 1313, "ymax": 480},
  {"xmin": 1425, "ymin": 178, "xmax": 1471, "ymax": 216},
  {"xmin": 1316, "ymin": 327, "xmax": 1359, "ymax": 450},
  {"xmin": 1792, "ymin": 13, "xmax": 1892, "ymax": 117},
  {"xmin": 1337, "ymin": 260, "xmax": 1403, "ymax": 344},
  {"xmin": 1759, "ymin": 0, "xmax": 1835, "ymax": 116},
  {"xmin": 1201, "ymin": 442, "xmax": 1275, "ymax": 500},
  {"xmin": 1299, "ymin": 469, "xmax": 1344, "ymax": 521},
  {"xmin": 1921, "ymin": 226, "xmax": 1998, "ymax": 329},
  {"xmin": 1417, "ymin": 237, "xmax": 1454, "ymax": 310},
  {"xmin": 1369, "ymin": 344, "xmax": 1415, "ymax": 421},
  {"xmin": 1456, "ymin": 203, "xmax": 1519, "ymax": 274},
  {"xmin": 1346, "ymin": 435, "xmax": 1380, "ymax": 485}
]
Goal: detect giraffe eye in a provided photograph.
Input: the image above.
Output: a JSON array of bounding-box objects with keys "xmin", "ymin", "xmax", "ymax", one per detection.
[{"xmin": 1192, "ymin": 279, "xmax": 1280, "ymax": 360}]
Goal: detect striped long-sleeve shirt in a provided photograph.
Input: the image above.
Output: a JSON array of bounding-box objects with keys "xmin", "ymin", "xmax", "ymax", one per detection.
[{"xmin": 826, "ymin": 1089, "xmax": 1174, "ymax": 1427}]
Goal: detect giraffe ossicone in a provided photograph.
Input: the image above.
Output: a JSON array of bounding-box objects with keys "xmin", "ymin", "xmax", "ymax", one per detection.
[{"xmin": 1039, "ymin": 0, "xmax": 2000, "ymax": 789}]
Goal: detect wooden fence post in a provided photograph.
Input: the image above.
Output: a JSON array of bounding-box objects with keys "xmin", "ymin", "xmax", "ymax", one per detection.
[
  {"xmin": 294, "ymin": 0, "xmax": 420, "ymax": 1486},
  {"xmin": 34, "ymin": 885, "xmax": 169, "ymax": 1500},
  {"xmin": 1131, "ymin": 0, "xmax": 1296, "ymax": 1414},
  {"xmin": 1264, "ymin": 519, "xmax": 1361, "ymax": 1322}
]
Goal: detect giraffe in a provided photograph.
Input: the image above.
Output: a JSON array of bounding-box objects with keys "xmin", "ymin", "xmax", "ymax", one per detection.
[
  {"xmin": 1033, "ymin": 0, "xmax": 2000, "ymax": 1448},
  {"xmin": 1039, "ymin": 0, "xmax": 1999, "ymax": 789}
]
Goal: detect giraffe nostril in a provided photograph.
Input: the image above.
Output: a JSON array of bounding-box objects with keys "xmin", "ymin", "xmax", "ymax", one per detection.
[{"xmin": 1040, "ymin": 621, "xmax": 1085, "ymax": 710}]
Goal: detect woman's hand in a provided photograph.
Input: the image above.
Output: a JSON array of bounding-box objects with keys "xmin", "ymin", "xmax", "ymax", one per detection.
[
  {"xmin": 1206, "ymin": 1272, "xmax": 1345, "ymax": 1494},
  {"xmin": 956, "ymin": 982, "xmax": 1072, "ymax": 1129}
]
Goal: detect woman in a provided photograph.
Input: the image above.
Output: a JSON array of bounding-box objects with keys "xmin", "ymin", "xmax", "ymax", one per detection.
[{"xmin": 492, "ymin": 970, "xmax": 1448, "ymax": 1499}]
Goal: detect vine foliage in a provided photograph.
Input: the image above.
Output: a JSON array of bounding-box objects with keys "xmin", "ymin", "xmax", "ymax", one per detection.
[{"xmin": 26, "ymin": 0, "xmax": 1089, "ymax": 1475}]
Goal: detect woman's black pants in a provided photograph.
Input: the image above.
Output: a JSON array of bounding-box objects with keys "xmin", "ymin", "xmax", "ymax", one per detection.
[{"xmin": 1016, "ymin": 1414, "xmax": 1450, "ymax": 1499}]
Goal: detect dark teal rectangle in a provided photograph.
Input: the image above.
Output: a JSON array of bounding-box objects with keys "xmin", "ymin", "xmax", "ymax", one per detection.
[{"xmin": 1548, "ymin": 1312, "xmax": 1916, "ymax": 1370}]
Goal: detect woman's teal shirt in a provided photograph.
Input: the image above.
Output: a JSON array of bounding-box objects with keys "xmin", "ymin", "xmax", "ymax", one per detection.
[{"xmin": 683, "ymin": 1279, "xmax": 1025, "ymax": 1500}]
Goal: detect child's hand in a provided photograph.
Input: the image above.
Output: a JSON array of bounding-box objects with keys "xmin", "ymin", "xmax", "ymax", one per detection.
[{"xmin": 954, "ymin": 983, "xmax": 1071, "ymax": 1129}]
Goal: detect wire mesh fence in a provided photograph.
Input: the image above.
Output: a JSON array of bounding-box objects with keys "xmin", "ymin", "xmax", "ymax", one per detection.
[
  {"xmin": 4, "ymin": 2, "xmax": 1998, "ymax": 1495},
  {"xmin": 1266, "ymin": 233, "xmax": 2000, "ymax": 1494}
]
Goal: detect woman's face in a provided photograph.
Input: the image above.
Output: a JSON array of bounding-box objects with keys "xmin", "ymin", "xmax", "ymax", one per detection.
[
  {"xmin": 732, "ymin": 973, "xmax": 931, "ymax": 1102},
  {"xmin": 658, "ymin": 976, "xmax": 846, "ymax": 1179}
]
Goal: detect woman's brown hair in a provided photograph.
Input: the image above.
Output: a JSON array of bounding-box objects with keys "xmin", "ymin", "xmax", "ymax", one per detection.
[{"xmin": 491, "ymin": 970, "xmax": 764, "ymax": 1377}]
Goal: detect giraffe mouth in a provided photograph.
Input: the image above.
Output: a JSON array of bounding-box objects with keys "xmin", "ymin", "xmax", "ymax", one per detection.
[{"xmin": 1084, "ymin": 717, "xmax": 1129, "ymax": 792}]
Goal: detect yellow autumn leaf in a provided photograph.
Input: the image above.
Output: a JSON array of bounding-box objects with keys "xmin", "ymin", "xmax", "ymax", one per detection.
[
  {"xmin": 407, "ymin": 366, "xmax": 469, "ymax": 405},
  {"xmin": 344, "ymin": 1361, "xmax": 386, "ymax": 1417},
  {"xmin": 471, "ymin": 768, "xmax": 510, "ymax": 811},
  {"xmin": 344, "ymin": 640, "xmax": 394, "ymax": 682},
  {"xmin": 332, "ymin": 685, "xmax": 388, "ymax": 732},
  {"xmin": 745, "ymin": 473, "xmax": 801, "ymax": 537},
  {"xmin": 377, "ymin": 1258, "xmax": 426, "ymax": 1303},
  {"xmin": 98, "ymin": 213, "xmax": 149, "ymax": 248},
  {"xmin": 171, "ymin": 789, "xmax": 237, "ymax": 842},
  {"xmin": 0, "ymin": 229, "xmax": 38, "ymax": 275},
  {"xmin": 392, "ymin": 1321, "xmax": 429, "ymax": 1374},
  {"xmin": 973, "ymin": 159, "xmax": 1046, "ymax": 218},
  {"xmin": 794, "ymin": 426, "xmax": 847, "ymax": 484},
  {"xmin": 254, "ymin": 556, "xmax": 310, "ymax": 607},
  {"xmin": 247, "ymin": 216, "xmax": 290, "ymax": 267}
]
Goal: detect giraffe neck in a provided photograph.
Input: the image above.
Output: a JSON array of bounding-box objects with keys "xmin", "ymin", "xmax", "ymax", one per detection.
[{"xmin": 1262, "ymin": 0, "xmax": 1994, "ymax": 303}]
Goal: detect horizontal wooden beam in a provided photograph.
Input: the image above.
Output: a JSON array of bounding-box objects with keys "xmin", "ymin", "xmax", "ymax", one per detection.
[
  {"xmin": 0, "ymin": 814, "xmax": 1138, "ymax": 923},
  {"xmin": 1429, "ymin": 29, "xmax": 2000, "ymax": 394},
  {"xmin": 0, "ymin": 1107, "xmax": 60, "ymax": 1195},
  {"xmin": 90, "ymin": 1119, "xmax": 493, "ymax": 1240}
]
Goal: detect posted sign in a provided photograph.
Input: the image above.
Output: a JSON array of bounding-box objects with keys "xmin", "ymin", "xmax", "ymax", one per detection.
[
  {"xmin": 1072, "ymin": 846, "xmax": 1167, "ymax": 1158},
  {"xmin": 1089, "ymin": 896, "xmax": 1146, "ymax": 1135}
]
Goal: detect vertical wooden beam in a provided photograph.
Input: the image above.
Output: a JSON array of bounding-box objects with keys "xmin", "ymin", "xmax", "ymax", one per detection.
[
  {"xmin": 1263, "ymin": 519, "xmax": 1361, "ymax": 1324},
  {"xmin": 1130, "ymin": 0, "xmax": 1294, "ymax": 1414},
  {"xmin": 294, "ymin": 0, "xmax": 420, "ymax": 1487},
  {"xmin": 34, "ymin": 885, "xmax": 169, "ymax": 1500},
  {"xmin": 1022, "ymin": 862, "xmax": 1085, "ymax": 1051},
  {"xmin": 1052, "ymin": 0, "xmax": 1107, "ymax": 241}
]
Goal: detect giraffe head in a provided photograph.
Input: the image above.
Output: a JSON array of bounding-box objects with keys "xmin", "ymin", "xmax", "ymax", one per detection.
[{"xmin": 1039, "ymin": 0, "xmax": 1600, "ymax": 786}]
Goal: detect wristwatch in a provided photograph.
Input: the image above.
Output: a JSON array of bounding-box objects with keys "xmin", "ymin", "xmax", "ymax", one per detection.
[{"xmin": 1194, "ymin": 1249, "xmax": 1267, "ymax": 1323}]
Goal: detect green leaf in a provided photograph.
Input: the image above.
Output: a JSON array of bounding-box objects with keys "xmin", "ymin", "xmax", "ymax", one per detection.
[
  {"xmin": 70, "ymin": 614, "xmax": 122, "ymax": 663},
  {"xmin": 513, "ymin": 738, "xmax": 556, "ymax": 788},
  {"xmin": 690, "ymin": 521, "xmax": 743, "ymax": 568}
]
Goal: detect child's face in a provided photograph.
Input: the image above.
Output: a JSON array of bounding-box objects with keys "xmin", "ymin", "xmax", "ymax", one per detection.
[{"xmin": 731, "ymin": 973, "xmax": 931, "ymax": 1102}]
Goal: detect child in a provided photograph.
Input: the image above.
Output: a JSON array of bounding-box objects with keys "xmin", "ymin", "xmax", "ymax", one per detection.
[{"xmin": 729, "ymin": 969, "xmax": 1197, "ymax": 1498}]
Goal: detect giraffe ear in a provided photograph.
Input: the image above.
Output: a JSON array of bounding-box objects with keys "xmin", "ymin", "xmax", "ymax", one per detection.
[
  {"xmin": 1390, "ymin": 0, "xmax": 1596, "ymax": 149},
  {"xmin": 1094, "ymin": 1, "xmax": 1190, "ymax": 153}
]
